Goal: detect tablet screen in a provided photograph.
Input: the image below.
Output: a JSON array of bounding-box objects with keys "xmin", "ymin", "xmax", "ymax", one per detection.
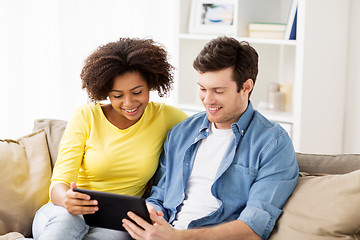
[{"xmin": 74, "ymin": 188, "xmax": 151, "ymax": 231}]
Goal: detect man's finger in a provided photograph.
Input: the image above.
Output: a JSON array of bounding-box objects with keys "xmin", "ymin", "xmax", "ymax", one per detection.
[
  {"xmin": 148, "ymin": 210, "xmax": 168, "ymax": 225},
  {"xmin": 146, "ymin": 203, "xmax": 156, "ymax": 212},
  {"xmin": 122, "ymin": 218, "xmax": 144, "ymax": 240},
  {"xmin": 127, "ymin": 211, "xmax": 152, "ymax": 230}
]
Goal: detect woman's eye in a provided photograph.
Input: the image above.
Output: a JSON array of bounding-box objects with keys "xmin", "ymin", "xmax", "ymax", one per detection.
[
  {"xmin": 114, "ymin": 95, "xmax": 123, "ymax": 98},
  {"xmin": 133, "ymin": 91, "xmax": 142, "ymax": 95}
]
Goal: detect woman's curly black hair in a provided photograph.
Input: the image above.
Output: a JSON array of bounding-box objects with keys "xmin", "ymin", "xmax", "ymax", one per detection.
[{"xmin": 81, "ymin": 38, "xmax": 174, "ymax": 102}]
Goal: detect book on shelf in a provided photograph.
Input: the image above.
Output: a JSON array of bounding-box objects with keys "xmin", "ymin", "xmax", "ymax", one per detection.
[
  {"xmin": 248, "ymin": 22, "xmax": 286, "ymax": 39},
  {"xmin": 284, "ymin": 0, "xmax": 298, "ymax": 40}
]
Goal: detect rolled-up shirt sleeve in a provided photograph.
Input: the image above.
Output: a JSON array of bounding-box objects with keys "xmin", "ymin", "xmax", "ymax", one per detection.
[{"xmin": 238, "ymin": 133, "xmax": 299, "ymax": 239}]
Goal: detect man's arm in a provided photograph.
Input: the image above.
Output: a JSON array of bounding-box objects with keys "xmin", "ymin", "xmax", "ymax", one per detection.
[
  {"xmin": 177, "ymin": 220, "xmax": 261, "ymax": 240},
  {"xmin": 237, "ymin": 132, "xmax": 298, "ymax": 238},
  {"xmin": 145, "ymin": 151, "xmax": 168, "ymax": 218},
  {"xmin": 122, "ymin": 204, "xmax": 261, "ymax": 240}
]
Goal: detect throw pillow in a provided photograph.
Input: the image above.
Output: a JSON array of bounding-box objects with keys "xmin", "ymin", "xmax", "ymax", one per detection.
[
  {"xmin": 269, "ymin": 170, "xmax": 360, "ymax": 240},
  {"xmin": 33, "ymin": 119, "xmax": 67, "ymax": 168},
  {"xmin": 0, "ymin": 130, "xmax": 52, "ymax": 237}
]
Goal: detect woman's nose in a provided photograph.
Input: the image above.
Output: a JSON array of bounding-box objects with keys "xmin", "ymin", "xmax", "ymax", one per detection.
[{"xmin": 124, "ymin": 94, "xmax": 133, "ymax": 106}]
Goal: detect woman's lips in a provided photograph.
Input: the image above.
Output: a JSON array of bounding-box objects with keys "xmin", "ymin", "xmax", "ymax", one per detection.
[{"xmin": 122, "ymin": 106, "xmax": 140, "ymax": 115}]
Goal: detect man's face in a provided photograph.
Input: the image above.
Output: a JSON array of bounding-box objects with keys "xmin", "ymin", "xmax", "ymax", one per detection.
[{"xmin": 198, "ymin": 67, "xmax": 253, "ymax": 129}]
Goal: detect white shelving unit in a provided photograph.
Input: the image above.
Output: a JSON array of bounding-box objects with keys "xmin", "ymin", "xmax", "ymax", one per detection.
[{"xmin": 173, "ymin": 0, "xmax": 349, "ymax": 154}]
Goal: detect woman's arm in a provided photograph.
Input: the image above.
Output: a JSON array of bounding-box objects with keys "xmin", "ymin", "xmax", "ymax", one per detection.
[{"xmin": 49, "ymin": 106, "xmax": 96, "ymax": 215}]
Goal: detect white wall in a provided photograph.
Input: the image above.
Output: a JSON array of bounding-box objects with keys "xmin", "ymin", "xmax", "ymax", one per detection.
[
  {"xmin": 343, "ymin": 0, "xmax": 360, "ymax": 153},
  {"xmin": 0, "ymin": 0, "xmax": 176, "ymax": 139},
  {"xmin": 1, "ymin": 0, "xmax": 360, "ymax": 154}
]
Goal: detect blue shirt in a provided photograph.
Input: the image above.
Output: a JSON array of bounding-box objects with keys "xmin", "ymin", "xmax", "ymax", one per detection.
[{"xmin": 147, "ymin": 102, "xmax": 299, "ymax": 240}]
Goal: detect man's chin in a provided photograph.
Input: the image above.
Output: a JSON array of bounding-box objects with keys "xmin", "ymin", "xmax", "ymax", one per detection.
[{"xmin": 206, "ymin": 116, "xmax": 220, "ymax": 124}]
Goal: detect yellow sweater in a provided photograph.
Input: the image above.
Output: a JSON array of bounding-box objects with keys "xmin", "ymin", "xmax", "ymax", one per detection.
[{"xmin": 50, "ymin": 102, "xmax": 187, "ymax": 198}]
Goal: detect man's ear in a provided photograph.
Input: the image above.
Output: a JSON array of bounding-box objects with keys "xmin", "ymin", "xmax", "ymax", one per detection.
[{"xmin": 242, "ymin": 79, "xmax": 254, "ymax": 94}]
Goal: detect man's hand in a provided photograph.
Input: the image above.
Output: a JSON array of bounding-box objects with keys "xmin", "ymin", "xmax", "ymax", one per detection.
[
  {"xmin": 64, "ymin": 182, "xmax": 98, "ymax": 215},
  {"xmin": 122, "ymin": 204, "xmax": 261, "ymax": 240},
  {"xmin": 122, "ymin": 203, "xmax": 180, "ymax": 240}
]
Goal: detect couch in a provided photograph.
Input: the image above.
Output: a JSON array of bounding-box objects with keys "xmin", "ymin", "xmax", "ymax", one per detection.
[{"xmin": 0, "ymin": 119, "xmax": 359, "ymax": 240}]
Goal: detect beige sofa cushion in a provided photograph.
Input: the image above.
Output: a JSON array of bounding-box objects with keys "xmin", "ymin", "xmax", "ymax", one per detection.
[
  {"xmin": 269, "ymin": 170, "xmax": 360, "ymax": 240},
  {"xmin": 296, "ymin": 153, "xmax": 360, "ymax": 174},
  {"xmin": 0, "ymin": 130, "xmax": 52, "ymax": 237},
  {"xmin": 33, "ymin": 119, "xmax": 67, "ymax": 168}
]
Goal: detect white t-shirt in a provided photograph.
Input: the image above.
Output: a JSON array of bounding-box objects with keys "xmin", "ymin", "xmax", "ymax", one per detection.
[{"xmin": 172, "ymin": 122, "xmax": 234, "ymax": 229}]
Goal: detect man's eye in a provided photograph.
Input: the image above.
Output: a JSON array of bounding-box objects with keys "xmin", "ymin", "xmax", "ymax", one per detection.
[
  {"xmin": 133, "ymin": 91, "xmax": 142, "ymax": 95},
  {"xmin": 215, "ymin": 91, "xmax": 224, "ymax": 94},
  {"xmin": 114, "ymin": 95, "xmax": 123, "ymax": 98}
]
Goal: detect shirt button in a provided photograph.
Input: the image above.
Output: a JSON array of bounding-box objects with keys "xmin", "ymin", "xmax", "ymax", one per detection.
[
  {"xmin": 206, "ymin": 129, "xmax": 209, "ymax": 132},
  {"xmin": 182, "ymin": 193, "xmax": 185, "ymax": 198},
  {"xmin": 195, "ymin": 137, "xmax": 198, "ymax": 141},
  {"xmin": 241, "ymin": 130, "xmax": 244, "ymax": 134}
]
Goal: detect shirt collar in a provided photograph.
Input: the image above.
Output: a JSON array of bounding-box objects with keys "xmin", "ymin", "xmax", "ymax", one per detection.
[{"xmin": 231, "ymin": 101, "xmax": 254, "ymax": 136}]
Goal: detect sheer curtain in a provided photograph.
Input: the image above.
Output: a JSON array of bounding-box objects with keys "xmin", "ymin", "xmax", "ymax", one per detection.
[{"xmin": 0, "ymin": 0, "xmax": 176, "ymax": 139}]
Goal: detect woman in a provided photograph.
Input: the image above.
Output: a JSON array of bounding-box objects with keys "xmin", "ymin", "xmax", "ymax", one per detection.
[{"xmin": 32, "ymin": 38, "xmax": 187, "ymax": 240}]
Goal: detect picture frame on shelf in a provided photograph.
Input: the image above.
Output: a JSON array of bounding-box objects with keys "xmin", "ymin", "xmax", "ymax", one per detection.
[{"xmin": 188, "ymin": 0, "xmax": 238, "ymax": 35}]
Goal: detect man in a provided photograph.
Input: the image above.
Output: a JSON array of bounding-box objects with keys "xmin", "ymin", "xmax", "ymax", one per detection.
[{"xmin": 122, "ymin": 36, "xmax": 299, "ymax": 240}]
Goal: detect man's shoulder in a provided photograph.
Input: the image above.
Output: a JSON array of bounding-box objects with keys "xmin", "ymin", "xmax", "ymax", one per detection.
[
  {"xmin": 251, "ymin": 110, "xmax": 290, "ymax": 139},
  {"xmin": 247, "ymin": 111, "xmax": 295, "ymax": 162}
]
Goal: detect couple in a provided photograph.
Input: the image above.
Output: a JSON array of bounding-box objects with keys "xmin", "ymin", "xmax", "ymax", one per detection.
[{"xmin": 32, "ymin": 36, "xmax": 298, "ymax": 240}]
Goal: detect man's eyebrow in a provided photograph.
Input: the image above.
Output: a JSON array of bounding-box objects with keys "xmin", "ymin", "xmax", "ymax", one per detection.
[
  {"xmin": 110, "ymin": 85, "xmax": 144, "ymax": 92},
  {"xmin": 197, "ymin": 83, "xmax": 226, "ymax": 90}
]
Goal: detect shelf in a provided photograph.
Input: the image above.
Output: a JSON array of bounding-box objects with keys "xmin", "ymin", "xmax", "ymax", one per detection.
[
  {"xmin": 175, "ymin": 0, "xmax": 349, "ymax": 154},
  {"xmin": 175, "ymin": 103, "xmax": 204, "ymax": 116},
  {"xmin": 257, "ymin": 108, "xmax": 294, "ymax": 124},
  {"xmin": 179, "ymin": 33, "xmax": 298, "ymax": 46}
]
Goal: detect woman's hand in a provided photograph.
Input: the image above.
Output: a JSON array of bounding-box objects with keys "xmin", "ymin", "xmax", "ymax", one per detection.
[{"xmin": 63, "ymin": 182, "xmax": 99, "ymax": 215}]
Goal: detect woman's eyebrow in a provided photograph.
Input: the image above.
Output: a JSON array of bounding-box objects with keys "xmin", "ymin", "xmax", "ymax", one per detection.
[{"xmin": 110, "ymin": 85, "xmax": 144, "ymax": 92}]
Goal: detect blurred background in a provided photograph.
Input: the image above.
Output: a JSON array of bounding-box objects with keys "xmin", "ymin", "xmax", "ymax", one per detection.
[
  {"xmin": 0, "ymin": 0, "xmax": 359, "ymax": 154},
  {"xmin": 0, "ymin": 0, "xmax": 176, "ymax": 139}
]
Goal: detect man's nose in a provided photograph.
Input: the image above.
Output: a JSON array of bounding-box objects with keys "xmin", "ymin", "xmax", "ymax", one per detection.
[{"xmin": 202, "ymin": 92, "xmax": 215, "ymax": 105}]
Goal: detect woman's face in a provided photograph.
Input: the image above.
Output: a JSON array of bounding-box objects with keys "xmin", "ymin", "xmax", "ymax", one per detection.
[{"xmin": 108, "ymin": 71, "xmax": 150, "ymax": 125}]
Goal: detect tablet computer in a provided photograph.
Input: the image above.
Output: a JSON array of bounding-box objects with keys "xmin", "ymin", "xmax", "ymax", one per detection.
[{"xmin": 73, "ymin": 188, "xmax": 151, "ymax": 231}]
